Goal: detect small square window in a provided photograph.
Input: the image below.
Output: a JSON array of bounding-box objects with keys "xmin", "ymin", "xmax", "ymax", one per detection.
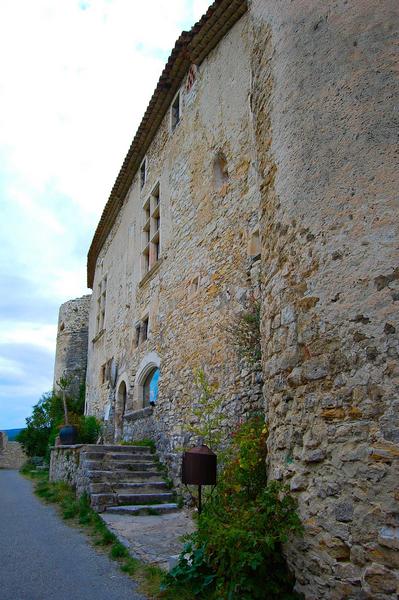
[
  {"xmin": 171, "ymin": 92, "xmax": 180, "ymax": 131},
  {"xmin": 140, "ymin": 159, "xmax": 146, "ymax": 190},
  {"xmin": 134, "ymin": 323, "xmax": 141, "ymax": 348},
  {"xmin": 142, "ymin": 316, "xmax": 149, "ymax": 342}
]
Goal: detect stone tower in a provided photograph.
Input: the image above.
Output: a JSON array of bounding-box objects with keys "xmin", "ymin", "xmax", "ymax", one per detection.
[
  {"xmin": 53, "ymin": 295, "xmax": 91, "ymax": 399},
  {"xmin": 249, "ymin": 1, "xmax": 399, "ymax": 597}
]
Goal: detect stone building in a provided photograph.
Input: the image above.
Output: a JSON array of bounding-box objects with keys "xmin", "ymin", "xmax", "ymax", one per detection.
[
  {"xmin": 80, "ymin": 0, "xmax": 398, "ymax": 597},
  {"xmin": 53, "ymin": 295, "xmax": 91, "ymax": 398},
  {"xmin": 0, "ymin": 433, "xmax": 26, "ymax": 469}
]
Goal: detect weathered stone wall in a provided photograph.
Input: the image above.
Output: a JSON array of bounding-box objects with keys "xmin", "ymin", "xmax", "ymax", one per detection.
[
  {"xmin": 84, "ymin": 1, "xmax": 398, "ymax": 596},
  {"xmin": 0, "ymin": 433, "xmax": 26, "ymax": 469},
  {"xmin": 86, "ymin": 14, "xmax": 263, "ymax": 479},
  {"xmin": 49, "ymin": 445, "xmax": 89, "ymax": 496},
  {"xmin": 54, "ymin": 295, "xmax": 91, "ymax": 398},
  {"xmin": 249, "ymin": 0, "xmax": 399, "ymax": 597}
]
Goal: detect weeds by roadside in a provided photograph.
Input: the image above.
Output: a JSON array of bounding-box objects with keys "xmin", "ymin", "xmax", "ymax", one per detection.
[{"xmin": 20, "ymin": 463, "xmax": 197, "ymax": 600}]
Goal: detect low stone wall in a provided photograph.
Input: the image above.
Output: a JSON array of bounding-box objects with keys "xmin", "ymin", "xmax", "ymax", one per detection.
[
  {"xmin": 0, "ymin": 441, "xmax": 26, "ymax": 469},
  {"xmin": 122, "ymin": 408, "xmax": 156, "ymax": 442},
  {"xmin": 49, "ymin": 445, "xmax": 89, "ymax": 496}
]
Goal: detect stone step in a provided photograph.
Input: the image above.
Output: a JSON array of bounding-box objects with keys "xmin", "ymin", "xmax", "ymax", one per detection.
[
  {"xmin": 106, "ymin": 503, "xmax": 179, "ymax": 516},
  {"xmin": 115, "ymin": 481, "xmax": 168, "ymax": 492},
  {"xmin": 89, "ymin": 482, "xmax": 113, "ymax": 494},
  {"xmin": 117, "ymin": 492, "xmax": 175, "ymax": 505},
  {"xmin": 84, "ymin": 444, "xmax": 152, "ymax": 454},
  {"xmin": 111, "ymin": 461, "xmax": 158, "ymax": 471},
  {"xmin": 84, "ymin": 460, "xmax": 157, "ymax": 471},
  {"xmin": 82, "ymin": 452, "xmax": 155, "ymax": 462},
  {"xmin": 91, "ymin": 493, "xmax": 117, "ymax": 511},
  {"xmin": 107, "ymin": 452, "xmax": 154, "ymax": 461},
  {"xmin": 90, "ymin": 481, "xmax": 169, "ymax": 495},
  {"xmin": 87, "ymin": 469, "xmax": 162, "ymax": 482}
]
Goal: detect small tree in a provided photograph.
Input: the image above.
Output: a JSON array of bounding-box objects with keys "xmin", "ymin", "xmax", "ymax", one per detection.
[
  {"xmin": 184, "ymin": 368, "xmax": 224, "ymax": 452},
  {"xmin": 56, "ymin": 372, "xmax": 73, "ymax": 425}
]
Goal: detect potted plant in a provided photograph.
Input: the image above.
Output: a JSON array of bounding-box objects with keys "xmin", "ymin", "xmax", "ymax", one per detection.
[{"xmin": 56, "ymin": 373, "xmax": 77, "ymax": 445}]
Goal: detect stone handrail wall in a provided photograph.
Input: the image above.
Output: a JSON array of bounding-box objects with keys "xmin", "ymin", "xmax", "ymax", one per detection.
[{"xmin": 49, "ymin": 445, "xmax": 89, "ymax": 497}]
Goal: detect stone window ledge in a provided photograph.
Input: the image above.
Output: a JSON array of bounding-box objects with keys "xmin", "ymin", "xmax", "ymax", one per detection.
[
  {"xmin": 139, "ymin": 258, "xmax": 163, "ymax": 288},
  {"xmin": 92, "ymin": 328, "xmax": 105, "ymax": 344},
  {"xmin": 123, "ymin": 407, "xmax": 154, "ymax": 421}
]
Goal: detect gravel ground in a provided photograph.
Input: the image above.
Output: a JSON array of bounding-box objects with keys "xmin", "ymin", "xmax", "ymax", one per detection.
[{"xmin": 0, "ymin": 469, "xmax": 146, "ymax": 600}]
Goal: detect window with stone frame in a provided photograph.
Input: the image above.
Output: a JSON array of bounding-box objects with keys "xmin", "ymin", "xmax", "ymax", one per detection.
[
  {"xmin": 141, "ymin": 315, "xmax": 149, "ymax": 343},
  {"xmin": 96, "ymin": 275, "xmax": 107, "ymax": 333},
  {"xmin": 171, "ymin": 91, "xmax": 181, "ymax": 131},
  {"xmin": 141, "ymin": 183, "xmax": 160, "ymax": 277},
  {"xmin": 140, "ymin": 157, "xmax": 147, "ymax": 190},
  {"xmin": 134, "ymin": 322, "xmax": 141, "ymax": 348}
]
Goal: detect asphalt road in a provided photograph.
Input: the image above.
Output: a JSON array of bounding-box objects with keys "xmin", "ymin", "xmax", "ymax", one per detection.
[{"xmin": 0, "ymin": 470, "xmax": 146, "ymax": 600}]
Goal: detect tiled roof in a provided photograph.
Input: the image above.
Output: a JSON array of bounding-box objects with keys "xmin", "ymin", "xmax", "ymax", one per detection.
[{"xmin": 87, "ymin": 0, "xmax": 248, "ymax": 288}]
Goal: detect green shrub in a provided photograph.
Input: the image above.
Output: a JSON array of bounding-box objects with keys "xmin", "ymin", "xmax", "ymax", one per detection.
[
  {"xmin": 77, "ymin": 415, "xmax": 102, "ymax": 444},
  {"xmin": 164, "ymin": 417, "xmax": 303, "ymax": 599},
  {"xmin": 17, "ymin": 385, "xmax": 101, "ymax": 459},
  {"xmin": 17, "ymin": 388, "xmax": 91, "ymax": 458},
  {"xmin": 110, "ymin": 542, "xmax": 129, "ymax": 559},
  {"xmin": 121, "ymin": 438, "xmax": 156, "ymax": 452}
]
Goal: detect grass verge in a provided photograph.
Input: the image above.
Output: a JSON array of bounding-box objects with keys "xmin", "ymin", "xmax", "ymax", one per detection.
[{"xmin": 20, "ymin": 462, "xmax": 196, "ymax": 600}]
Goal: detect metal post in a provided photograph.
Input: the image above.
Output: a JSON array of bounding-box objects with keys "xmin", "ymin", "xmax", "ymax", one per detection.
[{"xmin": 198, "ymin": 484, "xmax": 202, "ymax": 514}]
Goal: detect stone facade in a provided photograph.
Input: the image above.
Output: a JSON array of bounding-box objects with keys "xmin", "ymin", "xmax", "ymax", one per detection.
[
  {"xmin": 249, "ymin": 1, "xmax": 399, "ymax": 597},
  {"xmin": 85, "ymin": 10, "xmax": 263, "ymax": 475},
  {"xmin": 0, "ymin": 433, "xmax": 26, "ymax": 469},
  {"xmin": 75, "ymin": 0, "xmax": 398, "ymax": 597},
  {"xmin": 53, "ymin": 295, "xmax": 91, "ymax": 398}
]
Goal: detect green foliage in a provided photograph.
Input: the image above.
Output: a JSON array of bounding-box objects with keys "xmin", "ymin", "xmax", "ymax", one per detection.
[
  {"xmin": 77, "ymin": 415, "xmax": 102, "ymax": 444},
  {"xmin": 184, "ymin": 369, "xmax": 225, "ymax": 451},
  {"xmin": 17, "ymin": 392, "xmax": 63, "ymax": 457},
  {"xmin": 164, "ymin": 417, "xmax": 303, "ymax": 599},
  {"xmin": 17, "ymin": 386, "xmax": 99, "ymax": 458},
  {"xmin": 162, "ymin": 542, "xmax": 216, "ymax": 596},
  {"xmin": 110, "ymin": 542, "xmax": 129, "ymax": 559},
  {"xmin": 121, "ymin": 438, "xmax": 156, "ymax": 453}
]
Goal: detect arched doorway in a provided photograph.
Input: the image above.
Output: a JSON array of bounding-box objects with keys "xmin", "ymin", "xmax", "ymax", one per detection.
[{"xmin": 143, "ymin": 367, "xmax": 159, "ymax": 407}]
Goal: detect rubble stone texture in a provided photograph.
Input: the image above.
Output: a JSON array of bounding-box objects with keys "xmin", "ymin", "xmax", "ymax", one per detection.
[
  {"xmin": 0, "ymin": 433, "xmax": 26, "ymax": 469},
  {"xmin": 250, "ymin": 0, "xmax": 399, "ymax": 597},
  {"xmin": 85, "ymin": 14, "xmax": 264, "ymax": 476},
  {"xmin": 53, "ymin": 295, "xmax": 91, "ymax": 398},
  {"xmin": 72, "ymin": 0, "xmax": 398, "ymax": 597}
]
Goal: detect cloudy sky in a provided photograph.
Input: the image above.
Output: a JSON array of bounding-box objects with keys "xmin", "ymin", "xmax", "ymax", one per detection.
[{"xmin": 0, "ymin": 0, "xmax": 210, "ymax": 429}]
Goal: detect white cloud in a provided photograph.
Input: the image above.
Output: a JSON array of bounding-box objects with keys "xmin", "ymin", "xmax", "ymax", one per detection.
[
  {"xmin": 0, "ymin": 0, "xmax": 212, "ymax": 427},
  {"xmin": 0, "ymin": 0, "xmax": 211, "ymax": 221},
  {"xmin": 0, "ymin": 357, "xmax": 25, "ymax": 379},
  {"xmin": 0, "ymin": 322, "xmax": 57, "ymax": 353}
]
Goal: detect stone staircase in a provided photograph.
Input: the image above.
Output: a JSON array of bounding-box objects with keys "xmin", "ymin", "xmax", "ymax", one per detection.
[{"xmin": 82, "ymin": 444, "xmax": 179, "ymax": 514}]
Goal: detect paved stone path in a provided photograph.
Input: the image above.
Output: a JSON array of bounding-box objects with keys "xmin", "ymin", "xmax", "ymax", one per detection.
[
  {"xmin": 102, "ymin": 510, "xmax": 195, "ymax": 570},
  {"xmin": 0, "ymin": 470, "xmax": 146, "ymax": 600}
]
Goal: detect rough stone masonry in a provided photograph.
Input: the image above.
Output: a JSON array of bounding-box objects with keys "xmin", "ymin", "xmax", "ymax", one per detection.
[
  {"xmin": 250, "ymin": 1, "xmax": 399, "ymax": 598},
  {"xmin": 53, "ymin": 0, "xmax": 399, "ymax": 597},
  {"xmin": 0, "ymin": 433, "xmax": 26, "ymax": 470},
  {"xmin": 53, "ymin": 295, "xmax": 91, "ymax": 399}
]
